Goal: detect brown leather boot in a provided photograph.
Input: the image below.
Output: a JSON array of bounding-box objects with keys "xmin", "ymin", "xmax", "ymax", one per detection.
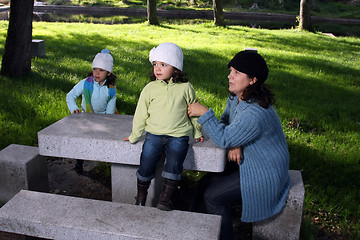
[
  {"xmin": 157, "ymin": 178, "xmax": 178, "ymax": 211},
  {"xmin": 135, "ymin": 179, "xmax": 151, "ymax": 206}
]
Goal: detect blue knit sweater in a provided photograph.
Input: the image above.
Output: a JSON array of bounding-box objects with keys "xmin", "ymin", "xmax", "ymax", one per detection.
[{"xmin": 197, "ymin": 96, "xmax": 290, "ymax": 222}]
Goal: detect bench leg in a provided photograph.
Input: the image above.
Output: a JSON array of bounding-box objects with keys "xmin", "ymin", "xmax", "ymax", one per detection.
[
  {"xmin": 0, "ymin": 144, "xmax": 49, "ymax": 203},
  {"xmin": 111, "ymin": 163, "xmax": 163, "ymax": 207},
  {"xmin": 252, "ymin": 170, "xmax": 304, "ymax": 240}
]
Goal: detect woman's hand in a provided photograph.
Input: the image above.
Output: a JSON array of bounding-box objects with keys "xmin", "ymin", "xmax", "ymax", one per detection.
[
  {"xmin": 73, "ymin": 109, "xmax": 81, "ymax": 114},
  {"xmin": 188, "ymin": 101, "xmax": 208, "ymax": 117},
  {"xmin": 228, "ymin": 146, "xmax": 243, "ymax": 164}
]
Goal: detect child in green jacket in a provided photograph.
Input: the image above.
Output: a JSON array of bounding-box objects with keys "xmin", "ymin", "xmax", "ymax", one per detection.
[{"xmin": 124, "ymin": 42, "xmax": 203, "ymax": 210}]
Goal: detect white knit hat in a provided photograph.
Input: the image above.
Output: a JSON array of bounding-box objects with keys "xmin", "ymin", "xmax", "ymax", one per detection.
[
  {"xmin": 92, "ymin": 49, "xmax": 113, "ymax": 73},
  {"xmin": 149, "ymin": 42, "xmax": 183, "ymax": 71}
]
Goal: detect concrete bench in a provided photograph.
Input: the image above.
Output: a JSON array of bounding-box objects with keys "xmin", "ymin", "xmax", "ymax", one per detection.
[
  {"xmin": 38, "ymin": 113, "xmax": 226, "ymax": 206},
  {"xmin": 0, "ymin": 190, "xmax": 221, "ymax": 240},
  {"xmin": 0, "ymin": 144, "xmax": 49, "ymax": 203},
  {"xmin": 37, "ymin": 113, "xmax": 304, "ymax": 238},
  {"xmin": 31, "ymin": 39, "xmax": 46, "ymax": 58},
  {"xmin": 252, "ymin": 170, "xmax": 305, "ymax": 240}
]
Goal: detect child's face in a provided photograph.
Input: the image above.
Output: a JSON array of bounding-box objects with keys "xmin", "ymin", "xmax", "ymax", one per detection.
[
  {"xmin": 152, "ymin": 61, "xmax": 175, "ymax": 81},
  {"xmin": 93, "ymin": 68, "xmax": 110, "ymax": 85}
]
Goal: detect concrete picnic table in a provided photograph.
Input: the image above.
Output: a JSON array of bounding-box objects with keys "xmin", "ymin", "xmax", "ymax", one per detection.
[{"xmin": 38, "ymin": 113, "xmax": 226, "ymax": 206}]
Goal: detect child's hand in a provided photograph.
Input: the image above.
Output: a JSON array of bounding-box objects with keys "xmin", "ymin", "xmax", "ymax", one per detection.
[
  {"xmin": 124, "ymin": 136, "xmax": 129, "ymax": 141},
  {"xmin": 73, "ymin": 109, "xmax": 81, "ymax": 114},
  {"xmin": 195, "ymin": 136, "xmax": 204, "ymax": 142}
]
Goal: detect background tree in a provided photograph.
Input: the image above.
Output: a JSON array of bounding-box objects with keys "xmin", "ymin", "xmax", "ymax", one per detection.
[
  {"xmin": 213, "ymin": 0, "xmax": 225, "ymax": 27},
  {"xmin": 299, "ymin": 0, "xmax": 313, "ymax": 31},
  {"xmin": 1, "ymin": 0, "xmax": 35, "ymax": 77},
  {"xmin": 147, "ymin": 0, "xmax": 159, "ymax": 25}
]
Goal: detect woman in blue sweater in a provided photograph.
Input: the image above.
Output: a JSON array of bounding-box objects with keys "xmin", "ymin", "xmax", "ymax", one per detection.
[{"xmin": 188, "ymin": 50, "xmax": 290, "ymax": 239}]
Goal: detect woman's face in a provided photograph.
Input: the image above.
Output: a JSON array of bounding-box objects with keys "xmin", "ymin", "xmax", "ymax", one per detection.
[{"xmin": 228, "ymin": 66, "xmax": 256, "ymax": 98}]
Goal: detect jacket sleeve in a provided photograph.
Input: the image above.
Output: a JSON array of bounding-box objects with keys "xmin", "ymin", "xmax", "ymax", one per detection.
[
  {"xmin": 105, "ymin": 90, "xmax": 116, "ymax": 114},
  {"xmin": 198, "ymin": 108, "xmax": 261, "ymax": 148},
  {"xmin": 186, "ymin": 83, "xmax": 203, "ymax": 139},
  {"xmin": 66, "ymin": 79, "xmax": 85, "ymax": 114},
  {"xmin": 128, "ymin": 86, "xmax": 150, "ymax": 143}
]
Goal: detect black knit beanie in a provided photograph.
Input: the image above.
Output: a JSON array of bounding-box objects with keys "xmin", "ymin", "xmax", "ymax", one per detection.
[{"xmin": 228, "ymin": 50, "xmax": 269, "ymax": 83}]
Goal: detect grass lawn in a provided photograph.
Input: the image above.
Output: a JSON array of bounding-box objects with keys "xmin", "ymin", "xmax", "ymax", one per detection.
[{"xmin": 0, "ymin": 21, "xmax": 359, "ymax": 239}]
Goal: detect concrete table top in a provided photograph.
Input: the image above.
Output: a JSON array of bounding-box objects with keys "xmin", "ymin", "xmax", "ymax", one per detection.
[{"xmin": 38, "ymin": 113, "xmax": 226, "ymax": 172}]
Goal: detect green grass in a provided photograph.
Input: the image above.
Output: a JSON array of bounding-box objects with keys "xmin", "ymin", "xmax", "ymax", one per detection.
[{"xmin": 0, "ymin": 21, "xmax": 359, "ymax": 239}]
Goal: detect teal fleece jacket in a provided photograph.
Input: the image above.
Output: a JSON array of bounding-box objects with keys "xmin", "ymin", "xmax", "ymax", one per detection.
[
  {"xmin": 129, "ymin": 79, "xmax": 202, "ymax": 143},
  {"xmin": 66, "ymin": 78, "xmax": 116, "ymax": 114},
  {"xmin": 198, "ymin": 96, "xmax": 290, "ymax": 222}
]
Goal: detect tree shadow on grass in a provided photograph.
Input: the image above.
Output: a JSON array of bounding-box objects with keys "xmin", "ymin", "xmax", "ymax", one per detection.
[{"xmin": 2, "ymin": 25, "xmax": 358, "ymax": 137}]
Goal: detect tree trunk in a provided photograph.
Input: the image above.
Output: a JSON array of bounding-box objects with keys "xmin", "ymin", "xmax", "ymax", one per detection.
[
  {"xmin": 1, "ymin": 0, "xmax": 34, "ymax": 77},
  {"xmin": 213, "ymin": 0, "xmax": 226, "ymax": 27},
  {"xmin": 299, "ymin": 0, "xmax": 313, "ymax": 31},
  {"xmin": 147, "ymin": 0, "xmax": 159, "ymax": 25}
]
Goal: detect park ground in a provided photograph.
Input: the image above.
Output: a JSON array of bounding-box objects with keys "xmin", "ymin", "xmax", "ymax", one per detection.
[{"xmin": 0, "ymin": 158, "xmax": 252, "ymax": 239}]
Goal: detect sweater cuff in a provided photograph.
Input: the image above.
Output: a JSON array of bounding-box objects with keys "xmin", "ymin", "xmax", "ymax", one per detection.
[
  {"xmin": 197, "ymin": 108, "xmax": 215, "ymax": 125},
  {"xmin": 128, "ymin": 134, "xmax": 139, "ymax": 144}
]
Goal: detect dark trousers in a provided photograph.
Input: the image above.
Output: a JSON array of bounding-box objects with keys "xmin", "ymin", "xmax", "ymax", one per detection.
[{"xmin": 191, "ymin": 161, "xmax": 241, "ymax": 240}]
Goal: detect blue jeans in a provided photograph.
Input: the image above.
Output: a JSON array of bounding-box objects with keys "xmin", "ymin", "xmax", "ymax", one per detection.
[
  {"xmin": 136, "ymin": 132, "xmax": 189, "ymax": 182},
  {"xmin": 192, "ymin": 162, "xmax": 241, "ymax": 240}
]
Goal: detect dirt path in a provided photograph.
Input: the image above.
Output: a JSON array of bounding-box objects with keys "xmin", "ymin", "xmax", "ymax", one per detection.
[
  {"xmin": 30, "ymin": 5, "xmax": 360, "ymax": 25},
  {"xmin": 1, "ymin": 4, "xmax": 359, "ymax": 24},
  {"xmin": 0, "ymin": 158, "xmax": 112, "ymax": 240},
  {"xmin": 46, "ymin": 158, "xmax": 112, "ymax": 201}
]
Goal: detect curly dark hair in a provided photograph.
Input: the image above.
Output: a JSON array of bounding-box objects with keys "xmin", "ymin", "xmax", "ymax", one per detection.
[
  {"xmin": 150, "ymin": 67, "xmax": 188, "ymax": 83},
  {"xmin": 87, "ymin": 71, "xmax": 117, "ymax": 86},
  {"xmin": 229, "ymin": 75, "xmax": 275, "ymax": 109}
]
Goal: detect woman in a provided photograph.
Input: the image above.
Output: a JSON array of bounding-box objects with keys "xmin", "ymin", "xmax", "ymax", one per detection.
[{"xmin": 188, "ymin": 50, "xmax": 290, "ymax": 239}]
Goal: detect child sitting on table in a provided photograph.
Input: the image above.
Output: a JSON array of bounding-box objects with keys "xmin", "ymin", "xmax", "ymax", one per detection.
[{"xmin": 124, "ymin": 42, "xmax": 203, "ymax": 211}]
